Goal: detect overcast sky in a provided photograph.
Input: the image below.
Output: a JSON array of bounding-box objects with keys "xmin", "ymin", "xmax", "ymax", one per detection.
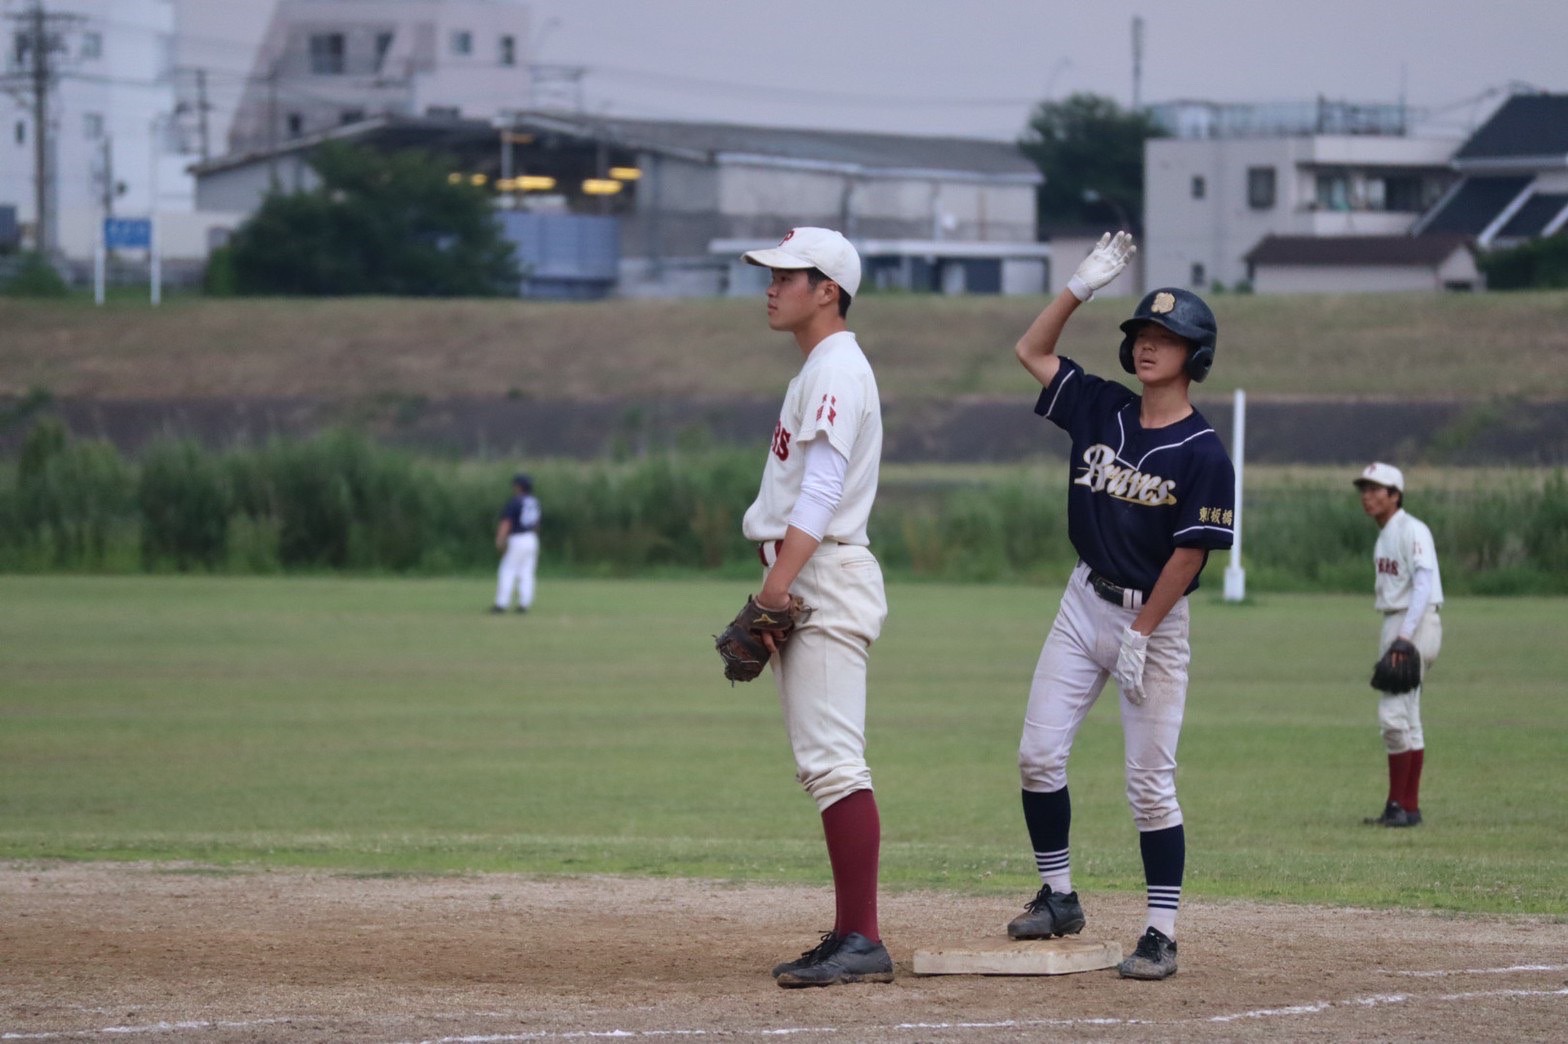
[{"xmin": 520, "ymin": 0, "xmax": 1566, "ymax": 140}]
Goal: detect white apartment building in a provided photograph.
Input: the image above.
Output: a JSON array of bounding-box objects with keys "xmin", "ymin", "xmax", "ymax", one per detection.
[
  {"xmin": 1142, "ymin": 100, "xmax": 1460, "ymax": 291},
  {"xmin": 227, "ymin": 0, "xmax": 532, "ymax": 155},
  {"xmin": 0, "ymin": 0, "xmax": 209, "ymax": 258}
]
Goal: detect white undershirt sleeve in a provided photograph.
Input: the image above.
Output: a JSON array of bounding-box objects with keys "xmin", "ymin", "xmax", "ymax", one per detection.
[
  {"xmin": 1400, "ymin": 567, "xmax": 1434, "ymax": 640},
  {"xmin": 787, "ymin": 436, "xmax": 847, "ymax": 541}
]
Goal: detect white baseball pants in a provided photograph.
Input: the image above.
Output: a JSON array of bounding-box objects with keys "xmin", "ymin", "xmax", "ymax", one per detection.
[
  {"xmin": 767, "ymin": 543, "xmax": 887, "ymax": 812},
  {"xmin": 1377, "ymin": 608, "xmax": 1441, "ymax": 753},
  {"xmin": 495, "ymin": 531, "xmax": 539, "ymax": 610},
  {"xmin": 1019, "ymin": 562, "xmax": 1191, "ymax": 832}
]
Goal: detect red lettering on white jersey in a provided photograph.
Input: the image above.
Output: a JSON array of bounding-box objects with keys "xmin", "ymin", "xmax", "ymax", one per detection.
[
  {"xmin": 816, "ymin": 393, "xmax": 838, "ymax": 425},
  {"xmin": 1377, "ymin": 557, "xmax": 1400, "ymax": 576},
  {"xmin": 771, "ymin": 420, "xmax": 792, "ymax": 461}
]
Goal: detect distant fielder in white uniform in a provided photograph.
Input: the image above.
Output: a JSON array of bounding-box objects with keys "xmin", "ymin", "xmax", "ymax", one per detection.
[
  {"xmin": 1355, "ymin": 462, "xmax": 1443, "ymax": 827},
  {"xmin": 737, "ymin": 227, "xmax": 892, "ymax": 989},
  {"xmin": 492, "ymin": 473, "xmax": 540, "ymax": 614}
]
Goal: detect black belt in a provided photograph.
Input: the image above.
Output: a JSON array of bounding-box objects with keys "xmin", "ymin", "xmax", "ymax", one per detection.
[{"xmin": 1087, "ymin": 569, "xmax": 1146, "ymax": 610}]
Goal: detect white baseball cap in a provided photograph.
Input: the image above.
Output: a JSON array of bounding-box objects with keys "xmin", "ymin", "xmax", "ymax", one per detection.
[
  {"xmin": 1354, "ymin": 462, "xmax": 1404, "ymax": 491},
  {"xmin": 742, "ymin": 227, "xmax": 862, "ymax": 298}
]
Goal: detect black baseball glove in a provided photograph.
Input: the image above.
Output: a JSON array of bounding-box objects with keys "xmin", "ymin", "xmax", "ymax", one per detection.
[
  {"xmin": 713, "ymin": 595, "xmax": 813, "ymax": 684},
  {"xmin": 1370, "ymin": 638, "xmax": 1422, "ymax": 695}
]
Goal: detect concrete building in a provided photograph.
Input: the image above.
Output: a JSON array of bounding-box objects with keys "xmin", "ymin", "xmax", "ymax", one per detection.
[
  {"xmin": 192, "ymin": 110, "xmax": 1047, "ymax": 299},
  {"xmin": 0, "ymin": 0, "xmax": 280, "ymax": 266},
  {"xmin": 227, "ymin": 0, "xmax": 532, "ymax": 155},
  {"xmin": 1142, "ymin": 99, "xmax": 1459, "ymax": 292},
  {"xmin": 0, "ymin": 0, "xmax": 197, "ymax": 257}
]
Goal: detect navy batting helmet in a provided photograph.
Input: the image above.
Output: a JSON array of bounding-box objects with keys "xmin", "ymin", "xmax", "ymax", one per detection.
[
  {"xmin": 1119, "ymin": 288, "xmax": 1218, "ymax": 383},
  {"xmin": 513, "ymin": 473, "xmax": 533, "ymax": 491}
]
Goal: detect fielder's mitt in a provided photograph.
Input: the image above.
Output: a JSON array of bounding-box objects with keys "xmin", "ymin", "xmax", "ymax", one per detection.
[
  {"xmin": 714, "ymin": 594, "xmax": 813, "ymax": 684},
  {"xmin": 1370, "ymin": 638, "xmax": 1422, "ymax": 695}
]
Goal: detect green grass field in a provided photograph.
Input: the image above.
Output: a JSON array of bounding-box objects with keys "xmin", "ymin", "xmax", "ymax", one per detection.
[{"xmin": 2, "ymin": 575, "xmax": 1564, "ymax": 916}]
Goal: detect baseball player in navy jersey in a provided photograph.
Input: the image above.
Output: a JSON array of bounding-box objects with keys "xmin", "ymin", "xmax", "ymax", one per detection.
[
  {"xmin": 492, "ymin": 473, "xmax": 540, "ymax": 614},
  {"xmin": 736, "ymin": 227, "xmax": 892, "ymax": 989},
  {"xmin": 1355, "ymin": 462, "xmax": 1443, "ymax": 828},
  {"xmin": 1005, "ymin": 232, "xmax": 1235, "ymax": 981}
]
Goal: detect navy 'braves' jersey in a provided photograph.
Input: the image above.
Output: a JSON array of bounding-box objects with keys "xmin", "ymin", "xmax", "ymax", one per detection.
[
  {"xmin": 499, "ymin": 494, "xmax": 541, "ymax": 533},
  {"xmin": 1036, "ymin": 358, "xmax": 1235, "ymax": 595}
]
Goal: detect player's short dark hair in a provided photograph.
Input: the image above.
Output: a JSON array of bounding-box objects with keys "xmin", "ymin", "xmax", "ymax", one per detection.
[{"xmin": 805, "ymin": 267, "xmax": 852, "ymax": 318}]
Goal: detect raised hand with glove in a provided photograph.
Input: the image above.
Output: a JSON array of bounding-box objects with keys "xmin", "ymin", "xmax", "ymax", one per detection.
[{"xmin": 1067, "ymin": 230, "xmax": 1137, "ymax": 302}]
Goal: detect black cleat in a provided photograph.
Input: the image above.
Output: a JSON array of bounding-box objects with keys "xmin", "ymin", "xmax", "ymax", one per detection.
[
  {"xmin": 775, "ymin": 932, "xmax": 893, "ymax": 988},
  {"xmin": 1007, "ymin": 883, "xmax": 1086, "ymax": 939},
  {"xmin": 1364, "ymin": 800, "xmax": 1412, "ymax": 827},
  {"xmin": 772, "ymin": 931, "xmax": 839, "ymax": 979},
  {"xmin": 1118, "ymin": 927, "xmax": 1178, "ymax": 980},
  {"xmin": 488, "ymin": 606, "xmax": 507, "ymax": 615}
]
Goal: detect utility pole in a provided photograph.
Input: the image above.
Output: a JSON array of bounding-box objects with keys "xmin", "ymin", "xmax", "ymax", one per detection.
[
  {"xmin": 1131, "ymin": 16, "xmax": 1144, "ymax": 112},
  {"xmin": 2, "ymin": 0, "xmax": 80, "ymax": 257},
  {"xmin": 195, "ymin": 67, "xmax": 210, "ymax": 161}
]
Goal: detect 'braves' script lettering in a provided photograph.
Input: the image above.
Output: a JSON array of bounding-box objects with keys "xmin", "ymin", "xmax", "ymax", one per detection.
[{"xmin": 1073, "ymin": 444, "xmax": 1177, "ymax": 506}]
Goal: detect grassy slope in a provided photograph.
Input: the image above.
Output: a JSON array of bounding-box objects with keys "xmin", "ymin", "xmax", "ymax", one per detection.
[
  {"xmin": 2, "ymin": 290, "xmax": 1567, "ymax": 402},
  {"xmin": 2, "ymin": 574, "xmax": 1564, "ymax": 914}
]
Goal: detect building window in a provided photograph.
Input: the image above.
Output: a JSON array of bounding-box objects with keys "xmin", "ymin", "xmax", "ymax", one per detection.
[
  {"xmin": 451, "ymin": 30, "xmax": 472, "ymax": 55},
  {"xmin": 1316, "ymin": 174, "xmax": 1350, "ymax": 211},
  {"xmin": 1190, "ymin": 262, "xmax": 1206, "ymax": 286},
  {"xmin": 374, "ymin": 31, "xmax": 394, "ymax": 72},
  {"xmin": 1247, "ymin": 166, "xmax": 1276, "ymax": 209},
  {"xmin": 286, "ymin": 112, "xmax": 304, "ymax": 138},
  {"xmin": 1382, "ymin": 175, "xmax": 1428, "ymax": 213},
  {"xmin": 83, "ymin": 112, "xmax": 104, "ymax": 139},
  {"xmin": 80, "ymin": 31, "xmax": 102, "ymax": 60},
  {"xmin": 1191, "ymin": 175, "xmax": 1206, "ymax": 200},
  {"xmin": 309, "ymin": 33, "xmax": 345, "ymax": 74},
  {"xmin": 340, "ymin": 109, "xmax": 365, "ymax": 125},
  {"xmin": 499, "ymin": 34, "xmax": 516, "ymax": 66},
  {"xmin": 14, "ymin": 120, "xmax": 24, "ymax": 145}
]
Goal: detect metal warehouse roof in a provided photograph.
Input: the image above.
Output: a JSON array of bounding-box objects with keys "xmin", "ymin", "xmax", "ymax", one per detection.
[
  {"xmin": 192, "ymin": 111, "xmax": 1042, "ymax": 184},
  {"xmin": 516, "ymin": 112, "xmax": 1042, "ymax": 182}
]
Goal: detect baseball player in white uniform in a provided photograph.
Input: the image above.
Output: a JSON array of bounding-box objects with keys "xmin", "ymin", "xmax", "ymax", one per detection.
[
  {"xmin": 737, "ymin": 227, "xmax": 892, "ymax": 989},
  {"xmin": 492, "ymin": 473, "xmax": 540, "ymax": 614},
  {"xmin": 1356, "ymin": 462, "xmax": 1443, "ymax": 827}
]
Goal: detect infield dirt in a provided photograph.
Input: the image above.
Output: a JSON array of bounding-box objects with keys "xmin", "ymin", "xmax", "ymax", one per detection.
[{"xmin": 4, "ymin": 862, "xmax": 1564, "ymax": 1042}]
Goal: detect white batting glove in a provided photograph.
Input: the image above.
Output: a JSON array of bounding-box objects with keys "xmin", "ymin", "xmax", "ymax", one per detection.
[
  {"xmin": 1067, "ymin": 231, "xmax": 1136, "ymax": 302},
  {"xmin": 1115, "ymin": 626, "xmax": 1149, "ymax": 706}
]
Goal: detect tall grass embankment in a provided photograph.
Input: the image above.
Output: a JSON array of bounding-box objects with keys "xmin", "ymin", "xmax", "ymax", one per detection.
[{"xmin": 3, "ymin": 421, "xmax": 1564, "ymax": 593}]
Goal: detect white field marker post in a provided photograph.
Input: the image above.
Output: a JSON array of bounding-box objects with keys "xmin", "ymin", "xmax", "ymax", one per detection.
[{"xmin": 1223, "ymin": 388, "xmax": 1246, "ymax": 602}]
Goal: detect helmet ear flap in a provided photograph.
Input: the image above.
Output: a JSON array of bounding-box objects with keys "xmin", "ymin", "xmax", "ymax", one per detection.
[
  {"xmin": 1119, "ymin": 334, "xmax": 1137, "ymax": 376},
  {"xmin": 1186, "ymin": 345, "xmax": 1214, "ymax": 382}
]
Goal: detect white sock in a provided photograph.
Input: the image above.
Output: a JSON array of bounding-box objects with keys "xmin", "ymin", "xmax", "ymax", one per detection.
[
  {"xmin": 1035, "ymin": 847, "xmax": 1071, "ymax": 894},
  {"xmin": 1146, "ymin": 885, "xmax": 1180, "ymax": 939}
]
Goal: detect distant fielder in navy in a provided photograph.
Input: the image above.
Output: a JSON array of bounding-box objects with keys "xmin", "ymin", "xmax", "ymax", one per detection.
[
  {"xmin": 1005, "ymin": 232, "xmax": 1235, "ymax": 981},
  {"xmin": 492, "ymin": 473, "xmax": 540, "ymax": 614}
]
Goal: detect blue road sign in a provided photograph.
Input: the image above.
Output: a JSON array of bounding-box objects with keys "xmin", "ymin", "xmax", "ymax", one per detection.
[{"xmin": 104, "ymin": 217, "xmax": 152, "ymax": 250}]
